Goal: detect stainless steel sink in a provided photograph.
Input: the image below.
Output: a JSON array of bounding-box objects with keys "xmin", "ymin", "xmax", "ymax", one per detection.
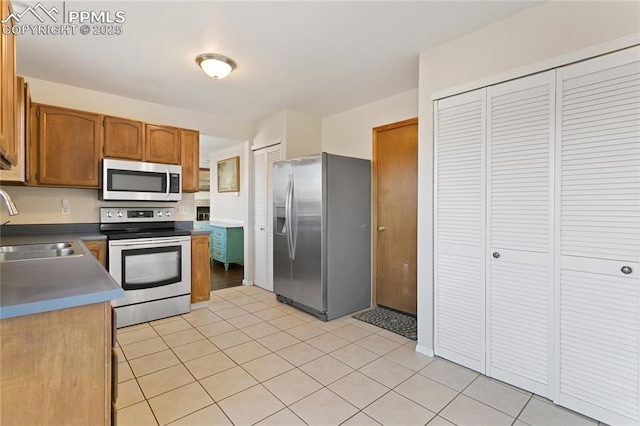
[{"xmin": 0, "ymin": 241, "xmax": 84, "ymax": 262}]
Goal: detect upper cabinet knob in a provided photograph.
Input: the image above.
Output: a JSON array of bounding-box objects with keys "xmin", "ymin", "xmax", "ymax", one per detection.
[
  {"xmin": 621, "ymin": 266, "xmax": 633, "ymax": 275},
  {"xmin": 492, "ymin": 252, "xmax": 500, "ymax": 259},
  {"xmin": 377, "ymin": 225, "xmax": 386, "ymax": 232}
]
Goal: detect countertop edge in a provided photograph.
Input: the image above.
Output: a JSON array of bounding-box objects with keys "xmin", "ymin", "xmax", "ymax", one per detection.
[
  {"xmin": 1, "ymin": 232, "xmax": 123, "ymax": 320},
  {"xmin": 0, "ymin": 288, "xmax": 124, "ymax": 320}
]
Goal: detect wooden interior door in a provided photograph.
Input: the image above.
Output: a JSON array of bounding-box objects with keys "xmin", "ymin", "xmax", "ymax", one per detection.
[{"xmin": 373, "ymin": 118, "xmax": 418, "ymax": 315}]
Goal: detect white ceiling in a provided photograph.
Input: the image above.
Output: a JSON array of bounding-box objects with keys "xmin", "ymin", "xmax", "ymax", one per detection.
[{"xmin": 13, "ymin": 0, "xmax": 540, "ymax": 125}]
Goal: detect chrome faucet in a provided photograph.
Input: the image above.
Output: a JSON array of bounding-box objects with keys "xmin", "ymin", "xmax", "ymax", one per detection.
[{"xmin": 0, "ymin": 188, "xmax": 19, "ymax": 216}]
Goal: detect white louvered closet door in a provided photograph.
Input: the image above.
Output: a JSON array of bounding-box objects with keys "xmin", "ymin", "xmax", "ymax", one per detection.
[
  {"xmin": 265, "ymin": 147, "xmax": 281, "ymax": 291},
  {"xmin": 555, "ymin": 46, "xmax": 640, "ymax": 425},
  {"xmin": 253, "ymin": 149, "xmax": 269, "ymax": 289},
  {"xmin": 252, "ymin": 145, "xmax": 281, "ymax": 291},
  {"xmin": 434, "ymin": 89, "xmax": 486, "ymax": 373},
  {"xmin": 486, "ymin": 71, "xmax": 555, "ymax": 397}
]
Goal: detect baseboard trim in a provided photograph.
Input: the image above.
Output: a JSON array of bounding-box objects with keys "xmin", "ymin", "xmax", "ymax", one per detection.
[
  {"xmin": 415, "ymin": 344, "xmax": 435, "ymax": 357},
  {"xmin": 190, "ymin": 301, "xmax": 209, "ymax": 310},
  {"xmin": 242, "ymin": 280, "xmax": 253, "ymax": 286}
]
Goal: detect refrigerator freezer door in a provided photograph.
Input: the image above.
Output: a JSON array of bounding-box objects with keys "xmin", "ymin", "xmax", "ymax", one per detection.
[
  {"xmin": 273, "ymin": 161, "xmax": 293, "ymax": 299},
  {"xmin": 325, "ymin": 154, "xmax": 372, "ymax": 319},
  {"xmin": 290, "ymin": 155, "xmax": 325, "ymax": 312}
]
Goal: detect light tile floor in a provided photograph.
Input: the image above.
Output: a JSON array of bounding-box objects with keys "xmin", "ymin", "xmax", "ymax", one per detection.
[{"xmin": 116, "ymin": 285, "xmax": 602, "ymax": 426}]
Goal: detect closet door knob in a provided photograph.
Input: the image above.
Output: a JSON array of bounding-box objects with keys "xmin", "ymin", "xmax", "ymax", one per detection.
[
  {"xmin": 621, "ymin": 266, "xmax": 633, "ymax": 275},
  {"xmin": 492, "ymin": 252, "xmax": 500, "ymax": 259}
]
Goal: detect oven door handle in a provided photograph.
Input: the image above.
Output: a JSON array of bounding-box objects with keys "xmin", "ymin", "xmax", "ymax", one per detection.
[{"xmin": 109, "ymin": 237, "xmax": 190, "ymax": 247}]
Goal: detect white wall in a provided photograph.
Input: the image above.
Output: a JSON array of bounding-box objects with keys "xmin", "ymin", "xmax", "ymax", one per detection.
[
  {"xmin": 196, "ymin": 134, "xmax": 244, "ymax": 208},
  {"xmin": 209, "ymin": 144, "xmax": 248, "ymax": 224},
  {"xmin": 252, "ymin": 111, "xmax": 286, "ymax": 150},
  {"xmin": 208, "ymin": 142, "xmax": 251, "ymax": 283},
  {"xmin": 416, "ymin": 1, "xmax": 640, "ymax": 355},
  {"xmin": 252, "ymin": 109, "xmax": 322, "ymax": 159},
  {"xmin": 0, "ymin": 77, "xmax": 254, "ymax": 225},
  {"xmin": 321, "ymin": 89, "xmax": 418, "ymax": 159},
  {"xmin": 25, "ymin": 77, "xmax": 254, "ymax": 141},
  {"xmin": 283, "ymin": 110, "xmax": 322, "ymax": 160}
]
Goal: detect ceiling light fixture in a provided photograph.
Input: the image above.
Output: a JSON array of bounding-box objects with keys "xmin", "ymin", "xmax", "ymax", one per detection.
[{"xmin": 195, "ymin": 53, "xmax": 237, "ymax": 79}]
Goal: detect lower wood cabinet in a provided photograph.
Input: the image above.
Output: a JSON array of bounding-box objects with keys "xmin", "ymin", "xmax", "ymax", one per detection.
[
  {"xmin": 83, "ymin": 239, "xmax": 107, "ymax": 268},
  {"xmin": 191, "ymin": 234, "xmax": 211, "ymax": 303},
  {"xmin": 0, "ymin": 302, "xmax": 114, "ymax": 425}
]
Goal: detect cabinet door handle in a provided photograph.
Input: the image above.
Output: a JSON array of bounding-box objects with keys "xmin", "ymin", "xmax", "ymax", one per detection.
[
  {"xmin": 377, "ymin": 225, "xmax": 386, "ymax": 232},
  {"xmin": 492, "ymin": 252, "xmax": 500, "ymax": 259},
  {"xmin": 621, "ymin": 266, "xmax": 633, "ymax": 275}
]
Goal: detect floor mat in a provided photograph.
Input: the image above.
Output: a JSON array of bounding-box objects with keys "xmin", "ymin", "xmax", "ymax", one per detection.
[{"xmin": 352, "ymin": 307, "xmax": 417, "ymax": 341}]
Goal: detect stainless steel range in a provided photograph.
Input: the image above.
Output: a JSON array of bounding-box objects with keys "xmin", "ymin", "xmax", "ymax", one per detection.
[{"xmin": 100, "ymin": 207, "xmax": 191, "ymax": 328}]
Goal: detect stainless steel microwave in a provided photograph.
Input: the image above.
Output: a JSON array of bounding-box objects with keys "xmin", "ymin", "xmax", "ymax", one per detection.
[{"xmin": 102, "ymin": 159, "xmax": 182, "ymax": 201}]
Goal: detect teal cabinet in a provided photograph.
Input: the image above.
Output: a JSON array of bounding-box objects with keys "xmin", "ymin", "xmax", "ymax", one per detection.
[{"xmin": 194, "ymin": 222, "xmax": 244, "ymax": 271}]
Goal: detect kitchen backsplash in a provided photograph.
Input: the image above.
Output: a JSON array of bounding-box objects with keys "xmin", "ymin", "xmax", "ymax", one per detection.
[{"xmin": 0, "ymin": 186, "xmax": 196, "ymax": 225}]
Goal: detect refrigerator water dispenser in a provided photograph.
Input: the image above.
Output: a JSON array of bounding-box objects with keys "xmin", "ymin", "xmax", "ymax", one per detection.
[{"xmin": 276, "ymin": 207, "xmax": 287, "ymax": 234}]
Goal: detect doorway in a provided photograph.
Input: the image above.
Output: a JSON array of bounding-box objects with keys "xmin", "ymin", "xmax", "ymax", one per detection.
[
  {"xmin": 373, "ymin": 118, "xmax": 418, "ymax": 315},
  {"xmin": 210, "ymin": 262, "xmax": 244, "ymax": 291}
]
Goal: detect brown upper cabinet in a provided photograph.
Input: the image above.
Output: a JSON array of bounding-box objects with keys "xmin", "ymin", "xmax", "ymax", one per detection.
[
  {"xmin": 0, "ymin": 0, "xmax": 17, "ymax": 169},
  {"xmin": 0, "ymin": 77, "xmax": 28, "ymax": 182},
  {"xmin": 103, "ymin": 116, "xmax": 144, "ymax": 161},
  {"xmin": 145, "ymin": 124, "xmax": 180, "ymax": 165},
  {"xmin": 24, "ymin": 101, "xmax": 199, "ymax": 189},
  {"xmin": 28, "ymin": 104, "xmax": 102, "ymax": 188},
  {"xmin": 103, "ymin": 118, "xmax": 188, "ymax": 168},
  {"xmin": 180, "ymin": 129, "xmax": 200, "ymax": 192}
]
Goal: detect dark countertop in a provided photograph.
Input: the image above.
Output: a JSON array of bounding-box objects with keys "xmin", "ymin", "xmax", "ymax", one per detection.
[{"xmin": 0, "ymin": 233, "xmax": 124, "ymax": 320}]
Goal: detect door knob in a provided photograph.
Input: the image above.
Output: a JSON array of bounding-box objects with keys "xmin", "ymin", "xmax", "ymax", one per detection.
[
  {"xmin": 377, "ymin": 225, "xmax": 386, "ymax": 232},
  {"xmin": 621, "ymin": 266, "xmax": 633, "ymax": 275},
  {"xmin": 492, "ymin": 252, "xmax": 500, "ymax": 259}
]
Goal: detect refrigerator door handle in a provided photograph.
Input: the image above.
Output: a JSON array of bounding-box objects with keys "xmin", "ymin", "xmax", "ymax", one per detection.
[
  {"xmin": 286, "ymin": 174, "xmax": 295, "ymax": 260},
  {"xmin": 290, "ymin": 175, "xmax": 297, "ymax": 260}
]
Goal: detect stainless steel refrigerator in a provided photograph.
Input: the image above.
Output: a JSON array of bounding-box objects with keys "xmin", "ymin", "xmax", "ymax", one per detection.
[{"xmin": 273, "ymin": 152, "xmax": 371, "ymax": 321}]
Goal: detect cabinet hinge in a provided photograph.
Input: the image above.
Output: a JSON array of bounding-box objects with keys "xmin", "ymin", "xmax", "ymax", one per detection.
[
  {"xmin": 35, "ymin": 171, "xmax": 40, "ymax": 181},
  {"xmin": 35, "ymin": 108, "xmax": 40, "ymax": 117}
]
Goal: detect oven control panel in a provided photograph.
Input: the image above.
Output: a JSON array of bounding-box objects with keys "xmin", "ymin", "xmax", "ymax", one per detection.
[{"xmin": 100, "ymin": 207, "xmax": 175, "ymax": 223}]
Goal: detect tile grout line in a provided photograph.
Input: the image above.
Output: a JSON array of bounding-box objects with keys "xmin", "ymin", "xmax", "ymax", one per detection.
[
  {"xmin": 512, "ymin": 393, "xmax": 534, "ymax": 426},
  {"xmin": 116, "ymin": 287, "xmax": 437, "ymax": 425},
  {"xmin": 154, "ymin": 288, "xmax": 258, "ymax": 425}
]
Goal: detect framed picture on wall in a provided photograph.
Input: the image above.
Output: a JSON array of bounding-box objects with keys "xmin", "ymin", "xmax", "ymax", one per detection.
[
  {"xmin": 199, "ymin": 169, "xmax": 210, "ymax": 191},
  {"xmin": 217, "ymin": 156, "xmax": 240, "ymax": 192}
]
